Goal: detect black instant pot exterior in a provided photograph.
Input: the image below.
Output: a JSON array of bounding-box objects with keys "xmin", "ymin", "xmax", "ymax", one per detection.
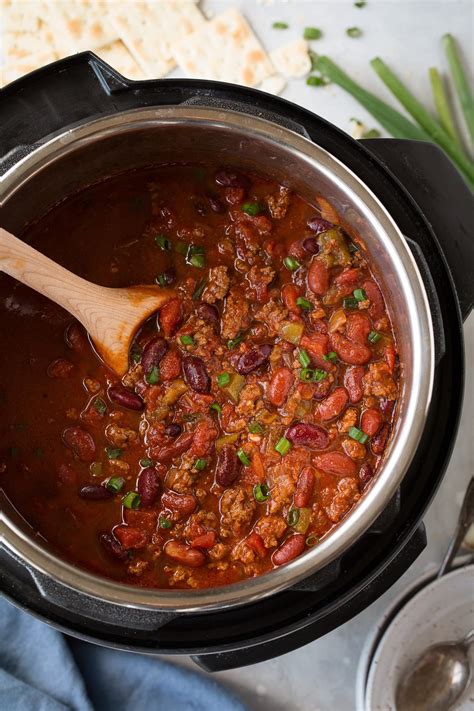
[{"xmin": 1, "ymin": 53, "xmax": 473, "ymax": 671}]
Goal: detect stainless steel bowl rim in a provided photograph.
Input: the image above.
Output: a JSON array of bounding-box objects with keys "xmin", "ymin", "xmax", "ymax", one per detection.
[{"xmin": 0, "ymin": 106, "xmax": 434, "ymax": 612}]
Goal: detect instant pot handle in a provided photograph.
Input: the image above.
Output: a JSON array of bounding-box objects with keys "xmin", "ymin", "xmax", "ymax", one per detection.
[{"xmin": 360, "ymin": 139, "xmax": 474, "ymax": 321}]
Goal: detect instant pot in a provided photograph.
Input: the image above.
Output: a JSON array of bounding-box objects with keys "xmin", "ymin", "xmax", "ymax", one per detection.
[{"xmin": 0, "ymin": 53, "xmax": 472, "ymax": 671}]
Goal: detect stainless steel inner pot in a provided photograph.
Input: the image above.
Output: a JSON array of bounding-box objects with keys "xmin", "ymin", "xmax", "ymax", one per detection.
[{"xmin": 0, "ymin": 107, "xmax": 434, "ymax": 612}]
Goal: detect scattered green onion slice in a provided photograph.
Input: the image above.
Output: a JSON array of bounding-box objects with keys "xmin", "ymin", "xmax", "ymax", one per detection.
[
  {"xmin": 175, "ymin": 241, "xmax": 189, "ymax": 255},
  {"xmin": 237, "ymin": 448, "xmax": 251, "ymax": 466},
  {"xmin": 194, "ymin": 458, "xmax": 207, "ymax": 471},
  {"xmin": 283, "ymin": 256, "xmax": 300, "ymax": 271},
  {"xmin": 287, "ymin": 508, "xmax": 300, "ymax": 527},
  {"xmin": 227, "ymin": 333, "xmax": 243, "ymax": 350},
  {"xmin": 296, "ymin": 297, "xmax": 312, "ymax": 310},
  {"xmin": 188, "ymin": 252, "xmax": 205, "ymax": 268},
  {"xmin": 92, "ymin": 397, "xmax": 107, "ymax": 415},
  {"xmin": 275, "ymin": 437, "xmax": 291, "ymax": 456},
  {"xmin": 155, "ymin": 273, "xmax": 168, "ymax": 287},
  {"xmin": 368, "ymin": 330, "xmax": 382, "ymax": 344},
  {"xmin": 241, "ymin": 201, "xmax": 263, "ymax": 216},
  {"xmin": 346, "ymin": 27, "xmax": 362, "ymax": 38},
  {"xmin": 210, "ymin": 402, "xmax": 222, "ymax": 415},
  {"xmin": 106, "ymin": 476, "xmax": 125, "ymax": 493},
  {"xmin": 343, "ymin": 296, "xmax": 359, "ymax": 310},
  {"xmin": 323, "ymin": 351, "xmax": 338, "ymax": 363},
  {"xmin": 307, "ymin": 75, "xmax": 326, "ymax": 87},
  {"xmin": 362, "ymin": 128, "xmax": 381, "ymax": 139},
  {"xmin": 306, "ymin": 533, "xmax": 319, "ymax": 547},
  {"xmin": 304, "ymin": 27, "xmax": 322, "ymax": 40},
  {"xmin": 354, "ymin": 1, "xmax": 366, "ymax": 7},
  {"xmin": 140, "ymin": 458, "xmax": 154, "ymax": 467},
  {"xmin": 159, "ymin": 515, "xmax": 172, "ymax": 529},
  {"xmin": 353, "ymin": 288, "xmax": 367, "ymax": 301},
  {"xmin": 217, "ymin": 372, "xmax": 231, "ymax": 387},
  {"xmin": 180, "ymin": 334, "xmax": 194, "ymax": 346},
  {"xmin": 192, "ymin": 278, "xmax": 207, "ymax": 301},
  {"xmin": 300, "ymin": 368, "xmax": 327, "ymax": 382},
  {"xmin": 146, "ymin": 366, "xmax": 160, "ymax": 384},
  {"xmin": 248, "ymin": 421, "xmax": 264, "ymax": 435},
  {"xmin": 253, "ymin": 483, "xmax": 271, "ymax": 503},
  {"xmin": 130, "ymin": 347, "xmax": 141, "ymax": 364},
  {"xmin": 348, "ymin": 426, "xmax": 368, "ymax": 444},
  {"xmin": 90, "ymin": 461, "xmax": 103, "ymax": 477},
  {"xmin": 298, "ymin": 349, "xmax": 311, "ymax": 368},
  {"xmin": 122, "ymin": 491, "xmax": 141, "ymax": 509},
  {"xmin": 273, "ymin": 21, "xmax": 288, "ymax": 29},
  {"xmin": 106, "ymin": 447, "xmax": 123, "ymax": 460},
  {"xmin": 155, "ymin": 234, "xmax": 172, "ymax": 250}
]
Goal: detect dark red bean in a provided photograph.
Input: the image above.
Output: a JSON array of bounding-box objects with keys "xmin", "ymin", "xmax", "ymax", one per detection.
[
  {"xmin": 235, "ymin": 344, "xmax": 272, "ymax": 375},
  {"xmin": 215, "ymin": 446, "xmax": 240, "ymax": 487},
  {"xmin": 286, "ymin": 423, "xmax": 329, "ymax": 450},
  {"xmin": 380, "ymin": 398, "xmax": 395, "ymax": 417},
  {"xmin": 206, "ymin": 193, "xmax": 225, "ymax": 213},
  {"xmin": 156, "ymin": 432, "xmax": 194, "ymax": 463},
  {"xmin": 359, "ymin": 463, "xmax": 374, "ymax": 488},
  {"xmin": 79, "ymin": 485, "xmax": 113, "ymax": 500},
  {"xmin": 141, "ymin": 336, "xmax": 168, "ymax": 375},
  {"xmin": 294, "ymin": 467, "xmax": 315, "ymax": 507},
  {"xmin": 164, "ymin": 540, "xmax": 206, "ymax": 567},
  {"xmin": 62, "ymin": 426, "xmax": 96, "ymax": 462},
  {"xmin": 307, "ymin": 216, "xmax": 333, "ymax": 234},
  {"xmin": 197, "ymin": 303, "xmax": 220, "ymax": 326},
  {"xmin": 344, "ymin": 365, "xmax": 365, "ymax": 404},
  {"xmin": 371, "ymin": 424, "xmax": 390, "ymax": 455},
  {"xmin": 137, "ymin": 467, "xmax": 159, "ymax": 507},
  {"xmin": 65, "ymin": 322, "xmax": 88, "ymax": 352},
  {"xmin": 161, "ymin": 490, "xmax": 197, "ymax": 516},
  {"xmin": 108, "ymin": 384, "xmax": 144, "ymax": 411},
  {"xmin": 215, "ymin": 169, "xmax": 249, "ymax": 189},
  {"xmin": 47, "ymin": 358, "xmax": 75, "ymax": 378},
  {"xmin": 183, "ymin": 355, "xmax": 211, "ymax": 393},
  {"xmin": 164, "ymin": 423, "xmax": 182, "ymax": 438},
  {"xmin": 302, "ymin": 237, "xmax": 320, "ymax": 254},
  {"xmin": 100, "ymin": 532, "xmax": 128, "ymax": 560},
  {"xmin": 273, "ymin": 534, "xmax": 306, "ymax": 566}
]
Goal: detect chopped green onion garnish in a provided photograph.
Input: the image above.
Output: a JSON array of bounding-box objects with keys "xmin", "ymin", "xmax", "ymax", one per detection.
[
  {"xmin": 106, "ymin": 447, "xmax": 123, "ymax": 460},
  {"xmin": 140, "ymin": 458, "xmax": 154, "ymax": 467},
  {"xmin": 253, "ymin": 483, "xmax": 271, "ymax": 503},
  {"xmin": 354, "ymin": 1, "xmax": 366, "ymax": 7},
  {"xmin": 283, "ymin": 256, "xmax": 300, "ymax": 271},
  {"xmin": 306, "ymin": 533, "xmax": 319, "ymax": 547},
  {"xmin": 275, "ymin": 437, "xmax": 291, "ymax": 456},
  {"xmin": 248, "ymin": 421, "xmax": 264, "ymax": 434},
  {"xmin": 194, "ymin": 458, "xmax": 207, "ymax": 471},
  {"xmin": 323, "ymin": 351, "xmax": 338, "ymax": 363},
  {"xmin": 155, "ymin": 233, "xmax": 172, "ymax": 250},
  {"xmin": 343, "ymin": 296, "xmax": 359, "ymax": 310},
  {"xmin": 237, "ymin": 448, "xmax": 251, "ymax": 466},
  {"xmin": 180, "ymin": 334, "xmax": 194, "ymax": 346},
  {"xmin": 368, "ymin": 330, "xmax": 382, "ymax": 344},
  {"xmin": 122, "ymin": 491, "xmax": 141, "ymax": 509},
  {"xmin": 287, "ymin": 508, "xmax": 300, "ymax": 527},
  {"xmin": 217, "ymin": 372, "xmax": 230, "ymax": 387},
  {"xmin": 175, "ymin": 241, "xmax": 189, "ymax": 255},
  {"xmin": 353, "ymin": 288, "xmax": 367, "ymax": 301},
  {"xmin": 92, "ymin": 397, "xmax": 107, "ymax": 415},
  {"xmin": 273, "ymin": 21, "xmax": 288, "ymax": 29},
  {"xmin": 362, "ymin": 128, "xmax": 381, "ymax": 139},
  {"xmin": 192, "ymin": 278, "xmax": 207, "ymax": 301},
  {"xmin": 300, "ymin": 368, "xmax": 327, "ymax": 382},
  {"xmin": 145, "ymin": 366, "xmax": 160, "ymax": 384},
  {"xmin": 296, "ymin": 297, "xmax": 313, "ymax": 310},
  {"xmin": 188, "ymin": 252, "xmax": 205, "ymax": 268},
  {"xmin": 210, "ymin": 402, "xmax": 222, "ymax": 415},
  {"xmin": 106, "ymin": 476, "xmax": 125, "ymax": 493},
  {"xmin": 130, "ymin": 347, "xmax": 141, "ymax": 364},
  {"xmin": 307, "ymin": 75, "xmax": 326, "ymax": 87},
  {"xmin": 90, "ymin": 461, "xmax": 103, "ymax": 477},
  {"xmin": 159, "ymin": 515, "xmax": 172, "ymax": 529},
  {"xmin": 298, "ymin": 349, "xmax": 311, "ymax": 368},
  {"xmin": 346, "ymin": 26, "xmax": 362, "ymax": 38},
  {"xmin": 304, "ymin": 27, "xmax": 322, "ymax": 40},
  {"xmin": 241, "ymin": 202, "xmax": 263, "ymax": 216},
  {"xmin": 156, "ymin": 273, "xmax": 169, "ymax": 287},
  {"xmin": 227, "ymin": 333, "xmax": 243, "ymax": 349},
  {"xmin": 348, "ymin": 426, "xmax": 368, "ymax": 444}
]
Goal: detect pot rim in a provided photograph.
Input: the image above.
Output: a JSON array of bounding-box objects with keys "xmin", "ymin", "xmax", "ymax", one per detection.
[{"xmin": 0, "ymin": 106, "xmax": 434, "ymax": 612}]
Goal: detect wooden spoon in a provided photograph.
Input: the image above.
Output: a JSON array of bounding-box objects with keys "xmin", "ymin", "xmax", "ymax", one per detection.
[{"xmin": 0, "ymin": 227, "xmax": 174, "ymax": 374}]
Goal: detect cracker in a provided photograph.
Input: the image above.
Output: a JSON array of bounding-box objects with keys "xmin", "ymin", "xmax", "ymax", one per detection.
[
  {"xmin": 258, "ymin": 74, "xmax": 287, "ymax": 96},
  {"xmin": 45, "ymin": 0, "xmax": 118, "ymax": 56},
  {"xmin": 3, "ymin": 23, "xmax": 56, "ymax": 63},
  {"xmin": 94, "ymin": 39, "xmax": 145, "ymax": 81},
  {"xmin": 1, "ymin": 1, "xmax": 42, "ymax": 33},
  {"xmin": 270, "ymin": 38, "xmax": 311, "ymax": 78},
  {"xmin": 1, "ymin": 50, "xmax": 58, "ymax": 86},
  {"xmin": 171, "ymin": 7, "xmax": 274, "ymax": 87},
  {"xmin": 150, "ymin": 1, "xmax": 206, "ymax": 61}
]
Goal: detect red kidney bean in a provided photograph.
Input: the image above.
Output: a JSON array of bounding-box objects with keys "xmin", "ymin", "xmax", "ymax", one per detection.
[
  {"xmin": 380, "ymin": 398, "xmax": 395, "ymax": 417},
  {"xmin": 160, "ymin": 350, "xmax": 182, "ymax": 381},
  {"xmin": 114, "ymin": 525, "xmax": 148, "ymax": 550},
  {"xmin": 191, "ymin": 531, "xmax": 217, "ymax": 549},
  {"xmin": 359, "ymin": 463, "xmax": 374, "ymax": 488},
  {"xmin": 197, "ymin": 303, "xmax": 220, "ymax": 326},
  {"xmin": 286, "ymin": 423, "xmax": 329, "ymax": 450},
  {"xmin": 108, "ymin": 384, "xmax": 144, "ymax": 411},
  {"xmin": 314, "ymin": 451, "xmax": 357, "ymax": 477},
  {"xmin": 141, "ymin": 336, "xmax": 168, "ymax": 374},
  {"xmin": 385, "ymin": 343, "xmax": 397, "ymax": 373},
  {"xmin": 363, "ymin": 280, "xmax": 385, "ymax": 320},
  {"xmin": 47, "ymin": 358, "xmax": 74, "ymax": 378},
  {"xmin": 215, "ymin": 169, "xmax": 249, "ymax": 189},
  {"xmin": 138, "ymin": 467, "xmax": 159, "ymax": 507},
  {"xmin": 371, "ymin": 424, "xmax": 390, "ymax": 455},
  {"xmin": 330, "ymin": 333, "xmax": 371, "ymax": 365},
  {"xmin": 159, "ymin": 298, "xmax": 183, "ymax": 337},
  {"xmin": 156, "ymin": 432, "xmax": 194, "ymax": 463},
  {"xmin": 161, "ymin": 490, "xmax": 197, "ymax": 517},
  {"xmin": 62, "ymin": 426, "xmax": 96, "ymax": 462},
  {"xmin": 246, "ymin": 531, "xmax": 267, "ymax": 558},
  {"xmin": 281, "ymin": 284, "xmax": 300, "ymax": 314},
  {"xmin": 79, "ymin": 484, "xmax": 113, "ymax": 500},
  {"xmin": 235, "ymin": 345, "xmax": 272, "ymax": 375},
  {"xmin": 206, "ymin": 193, "xmax": 225, "ymax": 213},
  {"xmin": 312, "ymin": 377, "xmax": 332, "ymax": 400},
  {"xmin": 65, "ymin": 322, "xmax": 88, "ymax": 352},
  {"xmin": 307, "ymin": 216, "xmax": 333, "ymax": 233},
  {"xmin": 361, "ymin": 408, "xmax": 383, "ymax": 436},
  {"xmin": 183, "ymin": 355, "xmax": 211, "ymax": 393},
  {"xmin": 300, "ymin": 333, "xmax": 330, "ymax": 370},
  {"xmin": 335, "ymin": 268, "xmax": 360, "ymax": 288},
  {"xmin": 318, "ymin": 387, "xmax": 349, "ymax": 421},
  {"xmin": 273, "ymin": 534, "xmax": 306, "ymax": 566},
  {"xmin": 345, "ymin": 313, "xmax": 371, "ymax": 345},
  {"xmin": 302, "ymin": 236, "xmax": 320, "ymax": 254},
  {"xmin": 215, "ymin": 446, "xmax": 240, "ymax": 487},
  {"xmin": 344, "ymin": 366, "xmax": 365, "ymax": 403},
  {"xmin": 165, "ymin": 540, "xmax": 206, "ymax": 567},
  {"xmin": 308, "ymin": 258, "xmax": 329, "ymax": 295},
  {"xmin": 294, "ymin": 467, "xmax": 315, "ymax": 507},
  {"xmin": 268, "ymin": 367, "xmax": 294, "ymax": 407},
  {"xmin": 164, "ymin": 423, "xmax": 182, "ymax": 437},
  {"xmin": 100, "ymin": 532, "xmax": 128, "ymax": 561}
]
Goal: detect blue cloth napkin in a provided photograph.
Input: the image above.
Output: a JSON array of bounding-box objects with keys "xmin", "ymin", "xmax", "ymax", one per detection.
[{"xmin": 0, "ymin": 597, "xmax": 250, "ymax": 711}]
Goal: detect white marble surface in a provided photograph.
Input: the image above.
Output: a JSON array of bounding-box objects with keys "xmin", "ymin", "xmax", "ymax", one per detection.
[{"xmin": 167, "ymin": 1, "xmax": 474, "ymax": 709}]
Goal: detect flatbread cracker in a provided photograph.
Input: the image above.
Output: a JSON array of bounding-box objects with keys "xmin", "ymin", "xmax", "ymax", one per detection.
[
  {"xmin": 258, "ymin": 74, "xmax": 287, "ymax": 96},
  {"xmin": 46, "ymin": 0, "xmax": 118, "ymax": 56},
  {"xmin": 151, "ymin": 1, "xmax": 206, "ymax": 61},
  {"xmin": 172, "ymin": 7, "xmax": 274, "ymax": 87},
  {"xmin": 1, "ymin": 1, "xmax": 42, "ymax": 33},
  {"xmin": 1, "ymin": 50, "xmax": 58, "ymax": 86},
  {"xmin": 94, "ymin": 39, "xmax": 145, "ymax": 81},
  {"xmin": 270, "ymin": 38, "xmax": 311, "ymax": 78}
]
